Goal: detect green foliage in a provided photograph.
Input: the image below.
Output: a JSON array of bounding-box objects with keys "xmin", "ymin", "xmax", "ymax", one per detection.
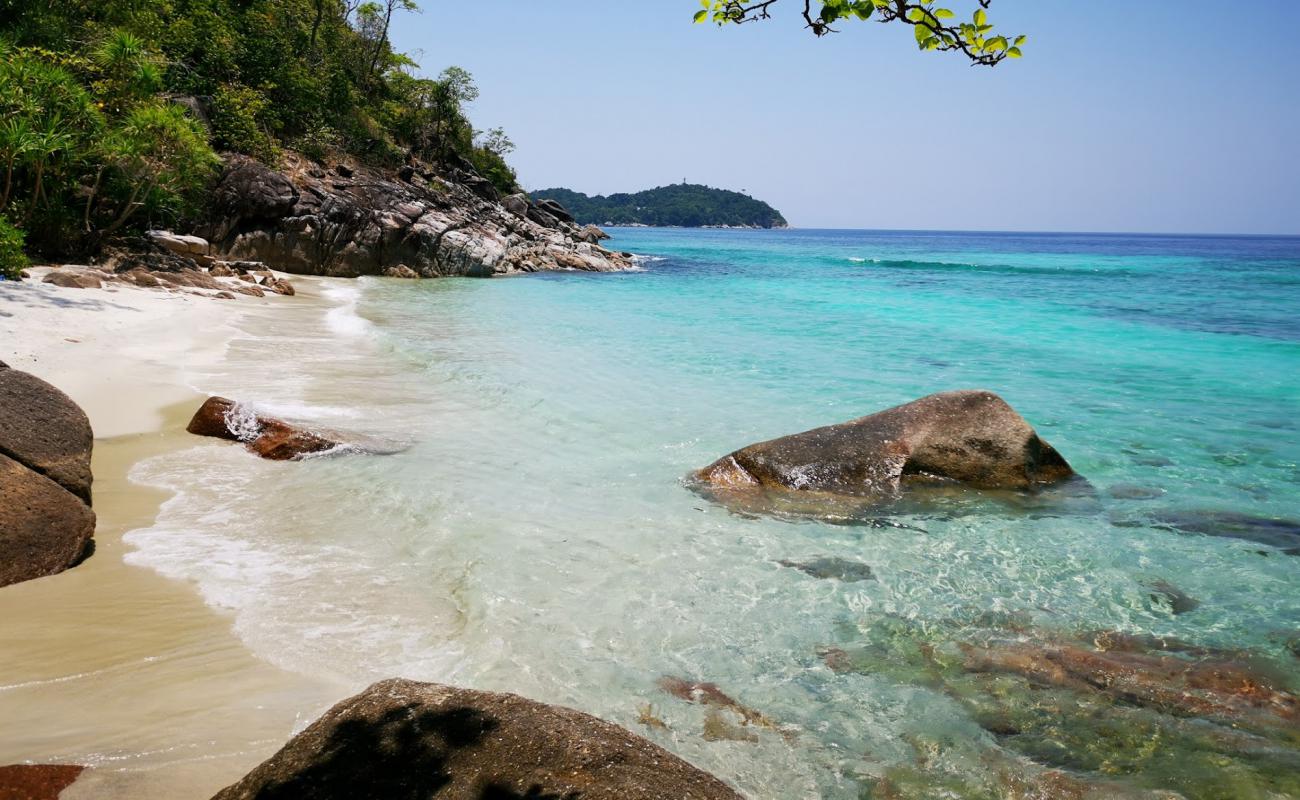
[
  {"xmin": 0, "ymin": 214, "xmax": 28, "ymax": 280},
  {"xmin": 535, "ymin": 184, "xmax": 787, "ymax": 229},
  {"xmin": 694, "ymin": 0, "xmax": 1025, "ymax": 65},
  {"xmin": 211, "ymin": 84, "xmax": 279, "ymax": 163},
  {"xmin": 0, "ymin": 0, "xmax": 519, "ymax": 257}
]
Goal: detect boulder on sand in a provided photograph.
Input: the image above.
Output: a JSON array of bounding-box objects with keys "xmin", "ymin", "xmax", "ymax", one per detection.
[
  {"xmin": 0, "ymin": 362, "xmax": 96, "ymax": 587},
  {"xmin": 690, "ymin": 390, "xmax": 1075, "ymax": 516},
  {"xmin": 147, "ymin": 230, "xmax": 210, "ymax": 257},
  {"xmin": 210, "ymin": 679, "xmax": 743, "ymax": 800},
  {"xmin": 0, "ymin": 362, "xmax": 94, "ymax": 503},
  {"xmin": 187, "ymin": 396, "xmax": 339, "ymax": 460},
  {"xmin": 0, "ymin": 454, "xmax": 96, "ymax": 588},
  {"xmin": 42, "ymin": 268, "xmax": 103, "ymax": 289}
]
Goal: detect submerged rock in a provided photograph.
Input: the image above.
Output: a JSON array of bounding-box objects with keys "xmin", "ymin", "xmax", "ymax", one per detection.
[
  {"xmin": 0, "ymin": 765, "xmax": 87, "ymax": 800},
  {"xmin": 690, "ymin": 391, "xmax": 1076, "ymax": 519},
  {"xmin": 1149, "ymin": 510, "xmax": 1300, "ymax": 554},
  {"xmin": 777, "ymin": 556, "xmax": 876, "ymax": 582},
  {"xmin": 210, "ymin": 679, "xmax": 742, "ymax": 800},
  {"xmin": 821, "ymin": 616, "xmax": 1300, "ymax": 800},
  {"xmin": 187, "ymin": 397, "xmax": 340, "ymax": 460},
  {"xmin": 1145, "ymin": 579, "xmax": 1200, "ymax": 615},
  {"xmin": 1108, "ymin": 483, "xmax": 1166, "ymax": 500}
]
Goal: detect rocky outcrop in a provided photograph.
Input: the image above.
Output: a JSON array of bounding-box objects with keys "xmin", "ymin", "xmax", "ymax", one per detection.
[
  {"xmin": 187, "ymin": 396, "xmax": 340, "ymax": 460},
  {"xmin": 41, "ymin": 267, "xmax": 104, "ymax": 289},
  {"xmin": 0, "ymin": 363, "xmax": 95, "ymax": 587},
  {"xmin": 691, "ymin": 390, "xmax": 1075, "ymax": 516},
  {"xmin": 199, "ymin": 153, "xmax": 632, "ymax": 278},
  {"xmin": 147, "ymin": 230, "xmax": 210, "ymax": 258},
  {"xmin": 0, "ymin": 765, "xmax": 87, "ymax": 799},
  {"xmin": 210, "ymin": 679, "xmax": 742, "ymax": 800},
  {"xmin": 384, "ymin": 264, "xmax": 419, "ymax": 279}
]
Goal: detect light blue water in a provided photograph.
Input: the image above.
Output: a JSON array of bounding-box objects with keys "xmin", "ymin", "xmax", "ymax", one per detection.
[{"xmin": 130, "ymin": 229, "xmax": 1300, "ymax": 798}]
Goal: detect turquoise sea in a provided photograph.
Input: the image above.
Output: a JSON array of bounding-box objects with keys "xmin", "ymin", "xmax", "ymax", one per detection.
[{"xmin": 128, "ymin": 228, "xmax": 1300, "ymax": 798}]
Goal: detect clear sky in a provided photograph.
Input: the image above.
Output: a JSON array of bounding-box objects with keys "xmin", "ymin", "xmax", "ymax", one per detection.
[{"xmin": 390, "ymin": 1, "xmax": 1300, "ymax": 234}]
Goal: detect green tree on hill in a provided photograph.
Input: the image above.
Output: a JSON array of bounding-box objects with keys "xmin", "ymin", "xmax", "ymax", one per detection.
[
  {"xmin": 535, "ymin": 185, "xmax": 788, "ymax": 229},
  {"xmin": 0, "ymin": 0, "xmax": 521, "ymax": 257}
]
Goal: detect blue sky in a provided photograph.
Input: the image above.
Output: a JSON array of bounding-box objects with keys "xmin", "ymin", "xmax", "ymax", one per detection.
[{"xmin": 391, "ymin": 2, "xmax": 1300, "ymax": 234}]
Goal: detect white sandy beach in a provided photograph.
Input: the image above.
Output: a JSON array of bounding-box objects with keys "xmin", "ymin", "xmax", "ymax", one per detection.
[{"xmin": 0, "ymin": 270, "xmax": 347, "ymax": 798}]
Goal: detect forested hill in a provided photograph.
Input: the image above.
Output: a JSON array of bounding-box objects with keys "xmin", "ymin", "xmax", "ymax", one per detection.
[{"xmin": 533, "ymin": 185, "xmax": 787, "ymax": 229}]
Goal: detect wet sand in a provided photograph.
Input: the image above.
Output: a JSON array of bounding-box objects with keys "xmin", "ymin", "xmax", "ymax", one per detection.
[{"xmin": 0, "ymin": 276, "xmax": 345, "ymax": 798}]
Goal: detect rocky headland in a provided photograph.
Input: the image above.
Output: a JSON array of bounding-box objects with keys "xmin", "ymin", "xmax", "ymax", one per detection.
[{"xmin": 196, "ymin": 152, "xmax": 633, "ymax": 278}]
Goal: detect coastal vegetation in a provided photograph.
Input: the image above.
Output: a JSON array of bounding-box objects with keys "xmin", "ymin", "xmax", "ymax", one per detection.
[
  {"xmin": 0, "ymin": 0, "xmax": 518, "ymax": 259},
  {"xmin": 695, "ymin": 0, "xmax": 1025, "ymax": 65},
  {"xmin": 534, "ymin": 184, "xmax": 788, "ymax": 229}
]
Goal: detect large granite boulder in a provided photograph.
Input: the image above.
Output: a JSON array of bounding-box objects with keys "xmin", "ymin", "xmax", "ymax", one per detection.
[
  {"xmin": 0, "ymin": 455, "xmax": 95, "ymax": 587},
  {"xmin": 0, "ymin": 363, "xmax": 94, "ymax": 503},
  {"xmin": 211, "ymin": 679, "xmax": 742, "ymax": 800},
  {"xmin": 147, "ymin": 230, "xmax": 210, "ymax": 257},
  {"xmin": 42, "ymin": 268, "xmax": 103, "ymax": 289},
  {"xmin": 533, "ymin": 197, "xmax": 576, "ymax": 225},
  {"xmin": 198, "ymin": 152, "xmax": 631, "ymax": 278},
  {"xmin": 187, "ymin": 397, "xmax": 340, "ymax": 461},
  {"xmin": 0, "ymin": 363, "xmax": 96, "ymax": 587},
  {"xmin": 691, "ymin": 390, "xmax": 1075, "ymax": 515},
  {"xmin": 211, "ymin": 154, "xmax": 300, "ymax": 222}
]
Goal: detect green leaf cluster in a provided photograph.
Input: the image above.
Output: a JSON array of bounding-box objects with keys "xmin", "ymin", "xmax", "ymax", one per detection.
[
  {"xmin": 693, "ymin": 0, "xmax": 1025, "ymax": 64},
  {"xmin": 0, "ymin": 214, "xmax": 28, "ymax": 280}
]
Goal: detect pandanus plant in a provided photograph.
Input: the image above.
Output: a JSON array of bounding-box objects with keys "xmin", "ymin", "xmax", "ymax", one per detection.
[{"xmin": 0, "ymin": 118, "xmax": 36, "ymax": 213}]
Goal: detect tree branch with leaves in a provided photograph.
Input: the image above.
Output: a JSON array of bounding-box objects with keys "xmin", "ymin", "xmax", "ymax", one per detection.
[{"xmin": 693, "ymin": 0, "xmax": 1025, "ymax": 66}]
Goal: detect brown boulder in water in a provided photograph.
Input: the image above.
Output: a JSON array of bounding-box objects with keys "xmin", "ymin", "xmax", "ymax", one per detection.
[
  {"xmin": 691, "ymin": 390, "xmax": 1074, "ymax": 513},
  {"xmin": 210, "ymin": 679, "xmax": 742, "ymax": 800},
  {"xmin": 0, "ymin": 764, "xmax": 87, "ymax": 799},
  {"xmin": 187, "ymin": 396, "xmax": 339, "ymax": 460}
]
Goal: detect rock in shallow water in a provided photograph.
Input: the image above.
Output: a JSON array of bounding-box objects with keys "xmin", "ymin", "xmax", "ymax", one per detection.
[
  {"xmin": 821, "ymin": 616, "xmax": 1300, "ymax": 800},
  {"xmin": 187, "ymin": 397, "xmax": 340, "ymax": 460},
  {"xmin": 778, "ymin": 556, "xmax": 876, "ymax": 582},
  {"xmin": 1137, "ymin": 510, "xmax": 1300, "ymax": 555},
  {"xmin": 210, "ymin": 679, "xmax": 742, "ymax": 800},
  {"xmin": 690, "ymin": 390, "xmax": 1076, "ymax": 519},
  {"xmin": 0, "ymin": 765, "xmax": 86, "ymax": 799}
]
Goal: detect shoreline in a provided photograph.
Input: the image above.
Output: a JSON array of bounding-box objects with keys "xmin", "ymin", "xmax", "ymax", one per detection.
[{"xmin": 0, "ymin": 275, "xmax": 345, "ymax": 797}]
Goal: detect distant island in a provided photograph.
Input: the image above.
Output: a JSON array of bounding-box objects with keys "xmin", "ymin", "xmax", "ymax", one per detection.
[{"xmin": 533, "ymin": 184, "xmax": 788, "ymax": 229}]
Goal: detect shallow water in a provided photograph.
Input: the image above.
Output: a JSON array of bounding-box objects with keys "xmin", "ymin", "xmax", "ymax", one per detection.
[{"xmin": 126, "ymin": 229, "xmax": 1300, "ymax": 797}]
